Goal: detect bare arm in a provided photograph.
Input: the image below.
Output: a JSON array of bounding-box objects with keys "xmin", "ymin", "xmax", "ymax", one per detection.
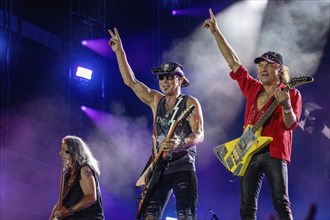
[
  {"xmin": 108, "ymin": 28, "xmax": 163, "ymax": 111},
  {"xmin": 163, "ymin": 96, "xmax": 204, "ymax": 151},
  {"xmin": 54, "ymin": 166, "xmax": 98, "ymax": 218},
  {"xmin": 184, "ymin": 97, "xmax": 204, "ymax": 147},
  {"xmin": 203, "ymin": 8, "xmax": 241, "ymax": 73},
  {"xmin": 71, "ymin": 166, "xmax": 98, "ymax": 212}
]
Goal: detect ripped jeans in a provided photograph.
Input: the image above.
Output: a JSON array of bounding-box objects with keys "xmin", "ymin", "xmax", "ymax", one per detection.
[{"xmin": 143, "ymin": 171, "xmax": 197, "ymax": 220}]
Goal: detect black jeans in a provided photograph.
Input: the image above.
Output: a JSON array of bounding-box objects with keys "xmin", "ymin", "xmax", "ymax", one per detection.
[
  {"xmin": 143, "ymin": 171, "xmax": 198, "ymax": 220},
  {"xmin": 240, "ymin": 149, "xmax": 293, "ymax": 220}
]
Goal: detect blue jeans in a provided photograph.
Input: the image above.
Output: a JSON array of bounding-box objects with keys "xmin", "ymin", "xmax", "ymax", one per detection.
[
  {"xmin": 240, "ymin": 149, "xmax": 293, "ymax": 220},
  {"xmin": 143, "ymin": 171, "xmax": 197, "ymax": 220}
]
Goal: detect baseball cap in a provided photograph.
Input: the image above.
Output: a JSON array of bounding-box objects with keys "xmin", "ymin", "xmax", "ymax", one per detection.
[
  {"xmin": 151, "ymin": 61, "xmax": 189, "ymax": 87},
  {"xmin": 254, "ymin": 51, "xmax": 284, "ymax": 65}
]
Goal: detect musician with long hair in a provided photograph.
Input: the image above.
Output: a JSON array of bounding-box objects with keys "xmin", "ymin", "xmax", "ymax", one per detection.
[
  {"xmin": 108, "ymin": 27, "xmax": 204, "ymax": 220},
  {"xmin": 204, "ymin": 9, "xmax": 302, "ymax": 219},
  {"xmin": 49, "ymin": 135, "xmax": 104, "ymax": 220}
]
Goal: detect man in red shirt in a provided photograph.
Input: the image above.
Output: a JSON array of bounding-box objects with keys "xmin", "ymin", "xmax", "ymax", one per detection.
[{"xmin": 204, "ymin": 9, "xmax": 302, "ymax": 219}]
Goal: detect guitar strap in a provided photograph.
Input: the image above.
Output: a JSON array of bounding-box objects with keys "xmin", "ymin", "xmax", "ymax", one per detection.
[
  {"xmin": 151, "ymin": 95, "xmax": 184, "ymax": 158},
  {"xmin": 136, "ymin": 95, "xmax": 186, "ymax": 219},
  {"xmin": 262, "ymin": 98, "xmax": 276, "ymax": 128},
  {"xmin": 249, "ymin": 95, "xmax": 275, "ymax": 129}
]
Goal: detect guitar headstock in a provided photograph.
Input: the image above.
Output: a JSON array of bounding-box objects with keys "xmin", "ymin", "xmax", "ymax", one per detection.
[
  {"xmin": 287, "ymin": 76, "xmax": 314, "ymax": 88},
  {"xmin": 177, "ymin": 105, "xmax": 195, "ymax": 122}
]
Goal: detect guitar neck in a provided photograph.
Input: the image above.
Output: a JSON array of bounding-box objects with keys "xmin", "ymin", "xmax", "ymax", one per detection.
[
  {"xmin": 152, "ymin": 119, "xmax": 180, "ymax": 165},
  {"xmin": 151, "ymin": 105, "xmax": 195, "ymax": 166},
  {"xmin": 58, "ymin": 160, "xmax": 67, "ymax": 211},
  {"xmin": 251, "ymin": 86, "xmax": 290, "ymax": 133}
]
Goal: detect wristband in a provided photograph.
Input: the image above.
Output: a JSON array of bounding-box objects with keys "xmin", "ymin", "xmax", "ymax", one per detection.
[
  {"xmin": 283, "ymin": 107, "xmax": 292, "ymax": 114},
  {"xmin": 179, "ymin": 138, "xmax": 186, "ymax": 149},
  {"xmin": 67, "ymin": 207, "xmax": 74, "ymax": 216}
]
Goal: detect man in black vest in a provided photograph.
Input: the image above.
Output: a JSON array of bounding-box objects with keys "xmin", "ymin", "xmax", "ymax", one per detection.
[
  {"xmin": 50, "ymin": 135, "xmax": 104, "ymax": 220},
  {"xmin": 108, "ymin": 28, "xmax": 204, "ymax": 220}
]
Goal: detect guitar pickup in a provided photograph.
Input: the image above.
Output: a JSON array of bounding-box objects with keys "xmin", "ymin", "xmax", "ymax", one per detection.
[
  {"xmin": 226, "ymin": 157, "xmax": 234, "ymax": 169},
  {"xmin": 221, "ymin": 147, "xmax": 228, "ymax": 158},
  {"xmin": 233, "ymin": 163, "xmax": 243, "ymax": 176}
]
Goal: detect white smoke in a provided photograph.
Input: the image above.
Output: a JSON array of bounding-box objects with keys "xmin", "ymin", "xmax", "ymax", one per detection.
[
  {"xmin": 162, "ymin": 1, "xmax": 268, "ymax": 168},
  {"xmin": 85, "ymin": 103, "xmax": 151, "ymax": 199},
  {"xmin": 256, "ymin": 0, "xmax": 330, "ymax": 77},
  {"xmin": 161, "ymin": 0, "xmax": 329, "ymax": 169}
]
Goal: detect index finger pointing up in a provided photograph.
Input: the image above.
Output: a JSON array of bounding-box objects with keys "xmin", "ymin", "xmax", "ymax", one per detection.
[{"xmin": 209, "ymin": 8, "xmax": 215, "ymax": 21}]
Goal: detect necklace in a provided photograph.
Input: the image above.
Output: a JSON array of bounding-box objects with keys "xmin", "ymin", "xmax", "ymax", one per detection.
[
  {"xmin": 259, "ymin": 91, "xmax": 272, "ymax": 105},
  {"xmin": 165, "ymin": 101, "xmax": 172, "ymax": 118},
  {"xmin": 263, "ymin": 92, "xmax": 271, "ymax": 102}
]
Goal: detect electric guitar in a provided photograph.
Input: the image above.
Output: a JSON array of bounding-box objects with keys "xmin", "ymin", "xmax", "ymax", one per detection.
[
  {"xmin": 136, "ymin": 104, "xmax": 196, "ymax": 219},
  {"xmin": 51, "ymin": 158, "xmax": 69, "ymax": 220},
  {"xmin": 213, "ymin": 76, "xmax": 314, "ymax": 176}
]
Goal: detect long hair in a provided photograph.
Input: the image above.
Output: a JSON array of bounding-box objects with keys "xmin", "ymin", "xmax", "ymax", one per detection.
[
  {"xmin": 63, "ymin": 135, "xmax": 100, "ymax": 176},
  {"xmin": 279, "ymin": 65, "xmax": 290, "ymax": 84}
]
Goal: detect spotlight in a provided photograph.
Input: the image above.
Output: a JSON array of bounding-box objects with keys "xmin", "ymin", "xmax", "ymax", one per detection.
[
  {"xmin": 165, "ymin": 217, "xmax": 177, "ymax": 220},
  {"xmin": 81, "ymin": 40, "xmax": 88, "ymax": 46},
  {"xmin": 75, "ymin": 66, "xmax": 93, "ymax": 80},
  {"xmin": 172, "ymin": 10, "xmax": 177, "ymax": 15},
  {"xmin": 81, "ymin": 105, "xmax": 87, "ymax": 111}
]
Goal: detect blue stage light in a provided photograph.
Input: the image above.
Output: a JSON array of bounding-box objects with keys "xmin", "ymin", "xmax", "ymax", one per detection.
[{"xmin": 76, "ymin": 66, "xmax": 93, "ymax": 80}]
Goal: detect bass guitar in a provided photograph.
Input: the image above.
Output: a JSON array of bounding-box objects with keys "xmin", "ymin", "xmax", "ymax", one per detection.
[
  {"xmin": 213, "ymin": 76, "xmax": 314, "ymax": 176},
  {"xmin": 51, "ymin": 157, "xmax": 69, "ymax": 220},
  {"xmin": 136, "ymin": 104, "xmax": 196, "ymax": 219}
]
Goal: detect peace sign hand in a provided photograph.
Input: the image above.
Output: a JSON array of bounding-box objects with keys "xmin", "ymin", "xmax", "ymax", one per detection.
[
  {"xmin": 203, "ymin": 8, "xmax": 219, "ymax": 34},
  {"xmin": 108, "ymin": 27, "xmax": 123, "ymax": 53}
]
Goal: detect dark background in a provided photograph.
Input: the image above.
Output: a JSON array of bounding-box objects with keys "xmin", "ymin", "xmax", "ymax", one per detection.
[{"xmin": 1, "ymin": 0, "xmax": 329, "ymax": 219}]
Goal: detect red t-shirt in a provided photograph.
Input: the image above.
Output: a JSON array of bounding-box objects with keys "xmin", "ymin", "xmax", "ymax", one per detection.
[{"xmin": 230, "ymin": 65, "xmax": 302, "ymax": 163}]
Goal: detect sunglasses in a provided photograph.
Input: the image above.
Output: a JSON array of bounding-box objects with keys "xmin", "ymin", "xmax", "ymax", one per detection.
[{"xmin": 157, "ymin": 74, "xmax": 178, "ymax": 81}]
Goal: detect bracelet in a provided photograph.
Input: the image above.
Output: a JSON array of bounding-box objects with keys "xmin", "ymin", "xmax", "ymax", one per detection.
[
  {"xmin": 67, "ymin": 207, "xmax": 74, "ymax": 216},
  {"xmin": 179, "ymin": 138, "xmax": 186, "ymax": 149},
  {"xmin": 283, "ymin": 107, "xmax": 292, "ymax": 114}
]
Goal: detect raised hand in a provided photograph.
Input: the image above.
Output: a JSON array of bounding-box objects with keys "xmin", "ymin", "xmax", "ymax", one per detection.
[
  {"xmin": 108, "ymin": 27, "xmax": 122, "ymax": 53},
  {"xmin": 203, "ymin": 8, "xmax": 219, "ymax": 34}
]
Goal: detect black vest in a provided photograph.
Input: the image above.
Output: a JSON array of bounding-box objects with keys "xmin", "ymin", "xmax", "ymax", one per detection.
[
  {"xmin": 154, "ymin": 95, "xmax": 196, "ymax": 174},
  {"xmin": 63, "ymin": 165, "xmax": 104, "ymax": 220}
]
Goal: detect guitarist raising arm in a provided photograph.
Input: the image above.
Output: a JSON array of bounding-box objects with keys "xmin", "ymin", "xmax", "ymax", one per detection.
[
  {"xmin": 204, "ymin": 9, "xmax": 302, "ymax": 220},
  {"xmin": 108, "ymin": 28, "xmax": 204, "ymax": 220}
]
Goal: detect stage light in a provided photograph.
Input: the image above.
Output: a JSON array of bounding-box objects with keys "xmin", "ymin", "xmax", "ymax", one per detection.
[
  {"xmin": 165, "ymin": 217, "xmax": 177, "ymax": 220},
  {"xmin": 76, "ymin": 66, "xmax": 93, "ymax": 80},
  {"xmin": 80, "ymin": 38, "xmax": 114, "ymax": 58},
  {"xmin": 81, "ymin": 105, "xmax": 87, "ymax": 111},
  {"xmin": 172, "ymin": 10, "xmax": 177, "ymax": 15}
]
